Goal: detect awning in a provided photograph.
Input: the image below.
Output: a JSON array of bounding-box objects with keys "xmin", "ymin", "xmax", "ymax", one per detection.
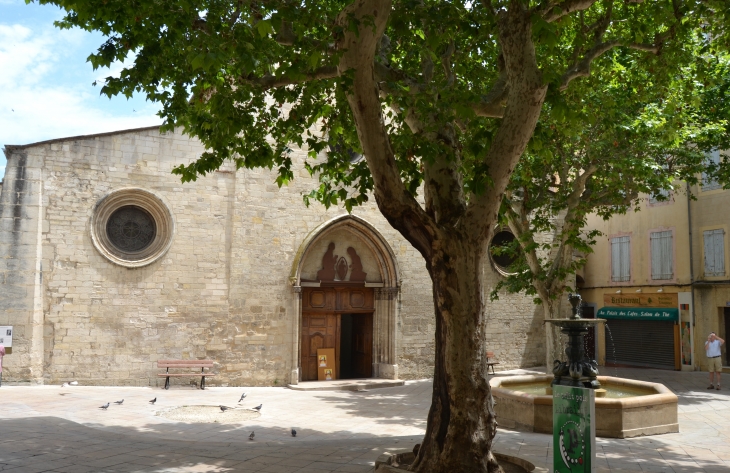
[{"xmin": 597, "ymin": 306, "xmax": 678, "ymax": 322}]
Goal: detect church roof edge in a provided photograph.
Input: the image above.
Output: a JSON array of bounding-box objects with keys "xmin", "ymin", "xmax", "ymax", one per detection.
[{"xmin": 3, "ymin": 125, "xmax": 165, "ymax": 155}]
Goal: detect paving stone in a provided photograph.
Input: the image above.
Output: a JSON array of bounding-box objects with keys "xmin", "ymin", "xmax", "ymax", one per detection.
[{"xmin": 1, "ymin": 367, "xmax": 729, "ymax": 472}]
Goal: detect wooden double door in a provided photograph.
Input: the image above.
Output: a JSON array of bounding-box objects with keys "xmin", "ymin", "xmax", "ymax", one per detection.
[{"xmin": 301, "ymin": 287, "xmax": 374, "ymax": 381}]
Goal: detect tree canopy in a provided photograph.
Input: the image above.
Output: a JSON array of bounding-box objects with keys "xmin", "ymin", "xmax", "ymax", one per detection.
[
  {"xmin": 492, "ymin": 48, "xmax": 730, "ymax": 311},
  {"xmin": 43, "ymin": 0, "xmax": 728, "ymax": 221},
  {"xmin": 36, "ymin": 0, "xmax": 730, "ymax": 470}
]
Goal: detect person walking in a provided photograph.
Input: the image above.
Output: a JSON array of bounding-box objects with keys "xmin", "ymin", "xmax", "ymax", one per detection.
[{"xmin": 705, "ymin": 332, "xmax": 725, "ymax": 390}]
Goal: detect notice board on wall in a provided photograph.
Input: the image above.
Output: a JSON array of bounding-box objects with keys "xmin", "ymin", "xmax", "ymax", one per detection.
[
  {"xmin": 317, "ymin": 348, "xmax": 336, "ymax": 381},
  {"xmin": 0, "ymin": 326, "xmax": 13, "ymax": 347}
]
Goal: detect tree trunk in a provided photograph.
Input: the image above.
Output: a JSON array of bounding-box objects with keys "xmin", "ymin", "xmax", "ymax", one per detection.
[
  {"xmin": 336, "ymin": 2, "xmax": 546, "ymax": 470},
  {"xmin": 543, "ymin": 297, "xmax": 565, "ymax": 373},
  {"xmin": 410, "ymin": 232, "xmax": 503, "ymax": 473}
]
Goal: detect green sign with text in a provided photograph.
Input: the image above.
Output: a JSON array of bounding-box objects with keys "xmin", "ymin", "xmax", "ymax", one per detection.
[
  {"xmin": 597, "ymin": 306, "xmax": 678, "ymax": 321},
  {"xmin": 553, "ymin": 385, "xmax": 595, "ymax": 473}
]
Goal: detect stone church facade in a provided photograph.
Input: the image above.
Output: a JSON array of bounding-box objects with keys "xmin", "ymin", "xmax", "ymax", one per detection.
[{"xmin": 0, "ymin": 126, "xmax": 545, "ymax": 386}]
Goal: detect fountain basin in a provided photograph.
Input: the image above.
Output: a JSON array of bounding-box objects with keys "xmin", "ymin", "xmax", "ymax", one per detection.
[{"xmin": 490, "ymin": 375, "xmax": 678, "ymax": 438}]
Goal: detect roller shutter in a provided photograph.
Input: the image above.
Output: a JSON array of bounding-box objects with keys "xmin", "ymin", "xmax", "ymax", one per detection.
[{"xmin": 604, "ymin": 319, "xmax": 676, "ymax": 369}]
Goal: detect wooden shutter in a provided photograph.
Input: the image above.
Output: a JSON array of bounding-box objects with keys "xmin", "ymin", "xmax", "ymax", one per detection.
[
  {"xmin": 651, "ymin": 231, "xmax": 673, "ymax": 280},
  {"xmin": 648, "ymin": 188, "xmax": 670, "ymax": 204},
  {"xmin": 702, "ymin": 150, "xmax": 722, "ymax": 191},
  {"xmin": 611, "ymin": 236, "xmax": 630, "ymax": 282},
  {"xmin": 704, "ymin": 229, "xmax": 725, "ymax": 276}
]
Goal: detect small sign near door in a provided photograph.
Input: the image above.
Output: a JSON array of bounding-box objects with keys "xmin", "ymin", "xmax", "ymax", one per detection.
[
  {"xmin": 317, "ymin": 348, "xmax": 336, "ymax": 381},
  {"xmin": 0, "ymin": 326, "xmax": 13, "ymax": 347}
]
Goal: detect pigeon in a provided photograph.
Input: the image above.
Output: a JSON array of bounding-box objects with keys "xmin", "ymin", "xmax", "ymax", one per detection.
[
  {"xmin": 238, "ymin": 392, "xmax": 247, "ymax": 402},
  {"xmin": 114, "ymin": 399, "xmax": 124, "ymax": 405},
  {"xmin": 252, "ymin": 404, "xmax": 262, "ymax": 411},
  {"xmin": 69, "ymin": 381, "xmax": 78, "ymax": 386},
  {"xmin": 100, "ymin": 403, "xmax": 110, "ymax": 410},
  {"xmin": 220, "ymin": 405, "xmax": 233, "ymax": 412},
  {"xmin": 61, "ymin": 383, "xmax": 69, "ymax": 388},
  {"xmin": 291, "ymin": 429, "xmax": 297, "ymax": 437},
  {"xmin": 249, "ymin": 431, "xmax": 255, "ymax": 441},
  {"xmin": 149, "ymin": 398, "xmax": 157, "ymax": 404}
]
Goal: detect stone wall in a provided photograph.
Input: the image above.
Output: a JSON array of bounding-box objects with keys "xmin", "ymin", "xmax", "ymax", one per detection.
[{"xmin": 0, "ymin": 127, "xmax": 545, "ymax": 386}]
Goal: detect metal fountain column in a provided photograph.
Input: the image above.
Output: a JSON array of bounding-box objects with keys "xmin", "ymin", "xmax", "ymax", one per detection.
[{"xmin": 547, "ymin": 293, "xmax": 602, "ymax": 389}]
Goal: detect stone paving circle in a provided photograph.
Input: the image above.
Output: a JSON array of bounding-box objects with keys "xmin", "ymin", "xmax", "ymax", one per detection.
[{"xmin": 156, "ymin": 405, "xmax": 262, "ymax": 423}]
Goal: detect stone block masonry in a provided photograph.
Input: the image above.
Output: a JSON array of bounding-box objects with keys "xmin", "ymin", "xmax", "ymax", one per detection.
[{"xmin": 0, "ymin": 126, "xmax": 544, "ymax": 386}]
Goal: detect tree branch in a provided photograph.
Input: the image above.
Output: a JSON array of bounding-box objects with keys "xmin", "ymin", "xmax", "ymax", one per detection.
[
  {"xmin": 558, "ymin": 40, "xmax": 619, "ymax": 90},
  {"xmin": 423, "ymin": 125, "xmax": 467, "ymax": 226},
  {"xmin": 559, "ymin": 3, "xmax": 681, "ymax": 91},
  {"xmin": 228, "ymin": 0, "xmax": 243, "ymax": 27},
  {"xmin": 337, "ymin": 0, "xmax": 437, "ymax": 259},
  {"xmin": 543, "ymin": 164, "xmax": 597, "ymax": 284},
  {"xmin": 505, "ymin": 198, "xmax": 545, "ymax": 292},
  {"xmin": 465, "ymin": 2, "xmax": 548, "ymax": 238},
  {"xmin": 275, "ymin": 21, "xmax": 336, "ymax": 53},
  {"xmin": 542, "ymin": 0, "xmax": 599, "ymax": 23},
  {"xmin": 472, "ymin": 73, "xmax": 508, "ymax": 118},
  {"xmin": 240, "ymin": 65, "xmax": 339, "ymax": 90}
]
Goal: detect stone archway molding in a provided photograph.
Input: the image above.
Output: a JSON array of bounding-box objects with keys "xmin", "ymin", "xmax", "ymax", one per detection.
[
  {"xmin": 289, "ymin": 214, "xmax": 400, "ymax": 287},
  {"xmin": 288, "ymin": 214, "xmax": 401, "ymax": 384}
]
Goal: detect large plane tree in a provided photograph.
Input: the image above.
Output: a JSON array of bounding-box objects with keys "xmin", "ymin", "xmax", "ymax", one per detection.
[{"xmin": 39, "ymin": 0, "xmax": 729, "ymax": 471}]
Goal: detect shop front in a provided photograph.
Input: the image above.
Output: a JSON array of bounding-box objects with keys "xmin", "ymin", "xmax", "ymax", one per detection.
[{"xmin": 597, "ymin": 294, "xmax": 680, "ymax": 370}]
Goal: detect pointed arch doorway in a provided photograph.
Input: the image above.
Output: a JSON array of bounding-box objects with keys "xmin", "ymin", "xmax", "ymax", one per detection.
[
  {"xmin": 301, "ymin": 287, "xmax": 374, "ymax": 380},
  {"xmin": 290, "ymin": 215, "xmax": 400, "ymax": 384}
]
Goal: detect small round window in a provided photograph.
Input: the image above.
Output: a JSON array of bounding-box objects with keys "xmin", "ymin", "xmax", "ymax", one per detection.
[
  {"xmin": 90, "ymin": 188, "xmax": 174, "ymax": 268},
  {"xmin": 489, "ymin": 230, "xmax": 518, "ymax": 275},
  {"xmin": 106, "ymin": 206, "xmax": 157, "ymax": 252}
]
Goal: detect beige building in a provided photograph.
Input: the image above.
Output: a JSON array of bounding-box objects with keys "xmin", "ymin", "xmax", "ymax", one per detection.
[
  {"xmin": 0, "ymin": 126, "xmax": 546, "ymax": 386},
  {"xmin": 581, "ymin": 151, "xmax": 730, "ymax": 373}
]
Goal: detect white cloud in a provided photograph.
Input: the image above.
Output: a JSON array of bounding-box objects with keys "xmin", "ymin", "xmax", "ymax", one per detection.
[{"xmin": 0, "ymin": 21, "xmax": 161, "ymax": 178}]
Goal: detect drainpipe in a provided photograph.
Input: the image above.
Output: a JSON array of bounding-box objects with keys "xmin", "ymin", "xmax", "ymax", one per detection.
[
  {"xmin": 687, "ymin": 182, "xmax": 696, "ymax": 325},
  {"xmin": 687, "ymin": 182, "xmax": 697, "ymax": 370}
]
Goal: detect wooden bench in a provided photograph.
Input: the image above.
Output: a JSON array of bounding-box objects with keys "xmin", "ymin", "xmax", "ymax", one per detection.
[
  {"xmin": 157, "ymin": 360, "xmax": 216, "ymax": 390},
  {"xmin": 486, "ymin": 351, "xmax": 500, "ymax": 375}
]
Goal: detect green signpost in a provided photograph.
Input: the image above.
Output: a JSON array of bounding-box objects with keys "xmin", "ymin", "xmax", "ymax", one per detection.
[{"xmin": 553, "ymin": 385, "xmax": 595, "ymax": 472}]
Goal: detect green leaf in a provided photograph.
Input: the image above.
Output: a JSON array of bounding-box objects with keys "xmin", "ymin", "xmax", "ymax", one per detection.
[{"xmin": 256, "ymin": 20, "xmax": 275, "ymax": 38}]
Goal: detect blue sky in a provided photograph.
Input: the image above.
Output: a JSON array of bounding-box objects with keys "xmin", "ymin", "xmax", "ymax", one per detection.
[{"xmin": 0, "ymin": 0, "xmax": 162, "ymax": 177}]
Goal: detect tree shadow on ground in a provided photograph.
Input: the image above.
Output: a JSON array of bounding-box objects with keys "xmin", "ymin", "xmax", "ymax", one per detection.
[{"xmin": 0, "ymin": 416, "xmax": 422, "ymax": 473}]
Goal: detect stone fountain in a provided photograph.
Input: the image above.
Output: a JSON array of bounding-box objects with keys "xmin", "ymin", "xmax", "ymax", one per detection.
[
  {"xmin": 489, "ymin": 292, "xmax": 680, "ymax": 438},
  {"xmin": 546, "ymin": 293, "xmax": 603, "ymax": 389}
]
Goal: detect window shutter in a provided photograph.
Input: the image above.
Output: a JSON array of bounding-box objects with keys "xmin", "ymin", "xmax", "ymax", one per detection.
[
  {"xmin": 611, "ymin": 236, "xmax": 630, "ymax": 282},
  {"xmin": 648, "ymin": 188, "xmax": 671, "ymax": 204},
  {"xmin": 702, "ymin": 150, "xmax": 722, "ymax": 191},
  {"xmin": 715, "ymin": 231, "xmax": 725, "ymax": 275},
  {"xmin": 651, "ymin": 231, "xmax": 673, "ymax": 280},
  {"xmin": 704, "ymin": 229, "xmax": 725, "ymax": 276}
]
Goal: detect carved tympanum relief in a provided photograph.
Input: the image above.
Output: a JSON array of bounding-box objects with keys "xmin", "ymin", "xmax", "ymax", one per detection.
[
  {"xmin": 315, "ymin": 243, "xmax": 367, "ymax": 282},
  {"xmin": 302, "ymin": 230, "xmax": 381, "ymax": 283}
]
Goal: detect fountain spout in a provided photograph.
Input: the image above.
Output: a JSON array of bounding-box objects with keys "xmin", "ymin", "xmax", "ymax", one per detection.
[{"xmin": 568, "ymin": 292, "xmax": 582, "ymax": 320}]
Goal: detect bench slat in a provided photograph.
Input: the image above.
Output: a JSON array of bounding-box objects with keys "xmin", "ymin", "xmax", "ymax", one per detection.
[
  {"xmin": 157, "ymin": 360, "xmax": 215, "ymax": 365},
  {"xmin": 157, "ymin": 373, "xmax": 217, "ymax": 377},
  {"xmin": 158, "ymin": 360, "xmax": 214, "ymax": 368}
]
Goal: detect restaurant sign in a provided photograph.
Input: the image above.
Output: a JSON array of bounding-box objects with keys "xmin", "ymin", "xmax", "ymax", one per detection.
[
  {"xmin": 602, "ymin": 293, "xmax": 677, "ymax": 308},
  {"xmin": 597, "ymin": 307, "xmax": 679, "ymax": 322}
]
